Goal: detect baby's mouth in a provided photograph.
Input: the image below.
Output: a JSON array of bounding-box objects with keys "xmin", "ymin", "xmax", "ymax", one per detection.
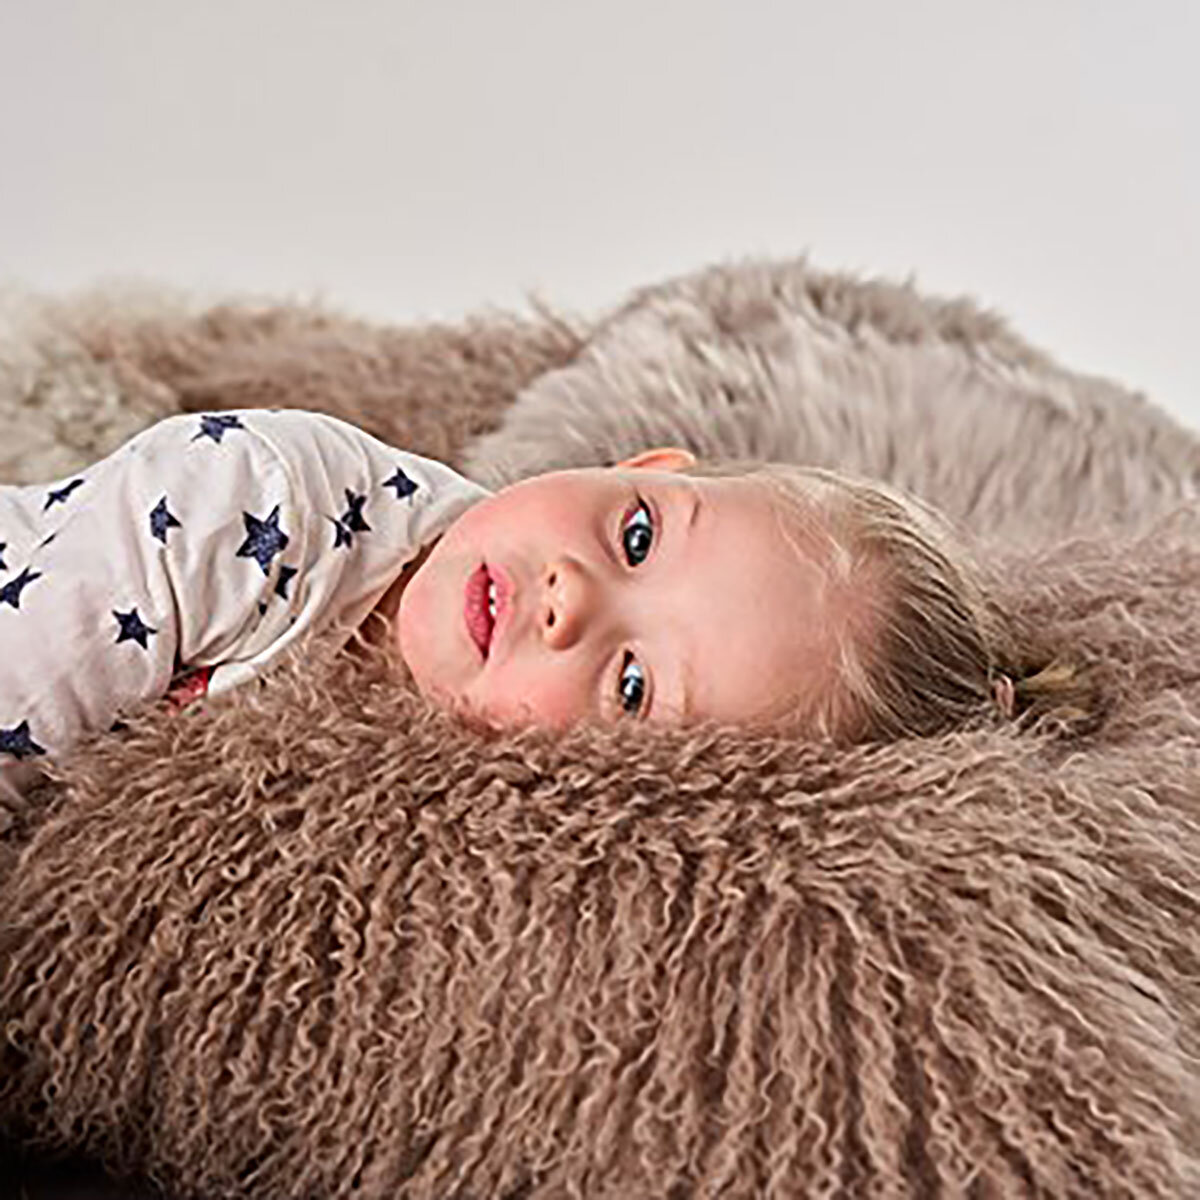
[{"xmin": 464, "ymin": 563, "xmax": 497, "ymax": 657}]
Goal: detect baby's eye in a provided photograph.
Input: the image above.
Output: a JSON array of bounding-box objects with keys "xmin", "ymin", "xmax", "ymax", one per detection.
[
  {"xmin": 613, "ymin": 497, "xmax": 653, "ymax": 718},
  {"xmin": 618, "ymin": 652, "xmax": 646, "ymax": 717},
  {"xmin": 621, "ymin": 498, "xmax": 654, "ymax": 566}
]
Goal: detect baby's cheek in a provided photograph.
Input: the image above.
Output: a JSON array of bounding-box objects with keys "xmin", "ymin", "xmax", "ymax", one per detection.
[{"xmin": 480, "ymin": 661, "xmax": 588, "ymax": 730}]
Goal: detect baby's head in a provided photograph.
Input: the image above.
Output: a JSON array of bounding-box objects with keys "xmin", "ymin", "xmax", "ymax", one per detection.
[{"xmin": 392, "ymin": 448, "xmax": 1018, "ymax": 741}]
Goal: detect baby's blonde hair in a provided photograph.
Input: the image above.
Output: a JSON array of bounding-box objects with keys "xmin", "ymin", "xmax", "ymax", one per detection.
[{"xmin": 678, "ymin": 459, "xmax": 1092, "ymax": 742}]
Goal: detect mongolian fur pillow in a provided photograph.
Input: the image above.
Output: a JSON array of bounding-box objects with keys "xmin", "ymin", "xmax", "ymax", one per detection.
[{"xmin": 2, "ymin": 258, "xmax": 1199, "ymax": 1198}]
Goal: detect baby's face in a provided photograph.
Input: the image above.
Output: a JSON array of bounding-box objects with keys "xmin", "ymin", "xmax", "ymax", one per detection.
[{"xmin": 395, "ymin": 451, "xmax": 846, "ymax": 731}]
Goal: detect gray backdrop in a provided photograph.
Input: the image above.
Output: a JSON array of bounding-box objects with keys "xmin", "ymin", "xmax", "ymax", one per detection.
[{"xmin": 1, "ymin": 0, "xmax": 1196, "ymax": 429}]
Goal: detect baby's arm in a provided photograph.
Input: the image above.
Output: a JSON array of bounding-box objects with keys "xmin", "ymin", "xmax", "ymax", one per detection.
[
  {"xmin": 0, "ymin": 412, "xmax": 295, "ymax": 790},
  {"xmin": 0, "ymin": 407, "xmax": 488, "ymax": 794}
]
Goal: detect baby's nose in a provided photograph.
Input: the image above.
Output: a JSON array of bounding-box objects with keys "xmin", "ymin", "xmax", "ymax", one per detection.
[{"xmin": 541, "ymin": 561, "xmax": 587, "ymax": 649}]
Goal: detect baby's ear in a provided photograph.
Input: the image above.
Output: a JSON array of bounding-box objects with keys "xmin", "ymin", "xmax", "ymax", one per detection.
[{"xmin": 617, "ymin": 446, "xmax": 697, "ymax": 473}]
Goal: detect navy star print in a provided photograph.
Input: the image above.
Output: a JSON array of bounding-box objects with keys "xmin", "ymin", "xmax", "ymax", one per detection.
[
  {"xmin": 43, "ymin": 478, "xmax": 85, "ymax": 511},
  {"xmin": 330, "ymin": 488, "xmax": 372, "ymax": 550},
  {"xmin": 114, "ymin": 608, "xmax": 157, "ymax": 649},
  {"xmin": 0, "ymin": 408, "xmax": 482, "ymax": 776},
  {"xmin": 193, "ymin": 414, "xmax": 245, "ymax": 444},
  {"xmin": 237, "ymin": 505, "xmax": 289, "ymax": 574},
  {"xmin": 342, "ymin": 490, "xmax": 371, "ymax": 532},
  {"xmin": 0, "ymin": 719, "xmax": 45, "ymax": 760},
  {"xmin": 383, "ymin": 466, "xmax": 419, "ymax": 500},
  {"xmin": 149, "ymin": 496, "xmax": 182, "ymax": 544},
  {"xmin": 274, "ymin": 564, "xmax": 299, "ymax": 600},
  {"xmin": 0, "ymin": 567, "xmax": 42, "ymax": 610}
]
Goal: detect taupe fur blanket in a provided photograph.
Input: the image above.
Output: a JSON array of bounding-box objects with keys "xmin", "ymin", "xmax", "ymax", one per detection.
[{"xmin": 2, "ymin": 259, "xmax": 1199, "ymax": 1198}]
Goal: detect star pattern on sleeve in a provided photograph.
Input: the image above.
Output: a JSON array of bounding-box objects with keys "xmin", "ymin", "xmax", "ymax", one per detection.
[
  {"xmin": 43, "ymin": 478, "xmax": 85, "ymax": 511},
  {"xmin": 192, "ymin": 414, "xmax": 246, "ymax": 443},
  {"xmin": 383, "ymin": 466, "xmax": 419, "ymax": 501},
  {"xmin": 0, "ymin": 567, "xmax": 43, "ymax": 610},
  {"xmin": 114, "ymin": 607, "xmax": 157, "ymax": 649},
  {"xmin": 149, "ymin": 496, "xmax": 183, "ymax": 544},
  {"xmin": 2, "ymin": 412, "xmax": 451, "ymax": 768},
  {"xmin": 236, "ymin": 505, "xmax": 290, "ymax": 574},
  {"xmin": 329, "ymin": 488, "xmax": 372, "ymax": 550},
  {"xmin": 274, "ymin": 564, "xmax": 299, "ymax": 600}
]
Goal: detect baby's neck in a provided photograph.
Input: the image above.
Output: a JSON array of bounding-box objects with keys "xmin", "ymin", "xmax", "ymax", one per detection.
[{"xmin": 355, "ymin": 542, "xmax": 436, "ymax": 650}]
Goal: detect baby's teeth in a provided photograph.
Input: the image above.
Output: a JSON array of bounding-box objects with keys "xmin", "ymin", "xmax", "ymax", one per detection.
[{"xmin": 487, "ymin": 581, "xmax": 497, "ymax": 618}]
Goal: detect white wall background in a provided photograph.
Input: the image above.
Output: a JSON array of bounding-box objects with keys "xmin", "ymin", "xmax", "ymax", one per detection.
[{"xmin": 2, "ymin": 0, "xmax": 1197, "ymax": 429}]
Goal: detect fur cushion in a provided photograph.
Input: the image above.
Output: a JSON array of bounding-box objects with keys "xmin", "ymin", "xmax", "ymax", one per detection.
[
  {"xmin": 463, "ymin": 260, "xmax": 1200, "ymax": 542},
  {"xmin": 2, "ymin": 258, "xmax": 1199, "ymax": 1198}
]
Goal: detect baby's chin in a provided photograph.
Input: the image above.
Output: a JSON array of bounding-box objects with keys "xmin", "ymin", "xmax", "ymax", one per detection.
[{"xmin": 418, "ymin": 679, "xmax": 511, "ymax": 735}]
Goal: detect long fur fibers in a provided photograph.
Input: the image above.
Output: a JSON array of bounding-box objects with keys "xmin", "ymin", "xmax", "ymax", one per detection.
[{"xmin": 2, "ymin": 258, "xmax": 1199, "ymax": 1197}]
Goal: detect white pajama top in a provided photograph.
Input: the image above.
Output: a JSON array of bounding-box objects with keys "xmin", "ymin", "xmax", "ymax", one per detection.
[{"xmin": 0, "ymin": 408, "xmax": 489, "ymax": 798}]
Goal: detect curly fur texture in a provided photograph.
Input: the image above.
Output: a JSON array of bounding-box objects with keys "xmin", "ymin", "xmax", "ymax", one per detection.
[
  {"xmin": 464, "ymin": 259, "xmax": 1200, "ymax": 543},
  {"xmin": 0, "ymin": 282, "xmax": 585, "ymax": 486},
  {"xmin": 2, "ymin": 258, "xmax": 1200, "ymax": 1198}
]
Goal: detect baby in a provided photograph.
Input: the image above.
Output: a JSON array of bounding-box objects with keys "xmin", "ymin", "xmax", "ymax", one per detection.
[{"xmin": 0, "ymin": 407, "xmax": 1047, "ymax": 795}]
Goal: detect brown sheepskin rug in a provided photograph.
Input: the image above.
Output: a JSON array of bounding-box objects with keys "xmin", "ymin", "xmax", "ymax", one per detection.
[{"xmin": 2, "ymin": 258, "xmax": 1200, "ymax": 1198}]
